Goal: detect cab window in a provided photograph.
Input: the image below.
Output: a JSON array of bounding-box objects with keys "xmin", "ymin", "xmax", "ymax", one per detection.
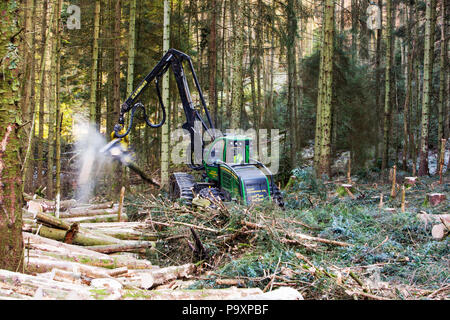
[
  {"xmin": 205, "ymin": 139, "xmax": 224, "ymax": 165},
  {"xmin": 226, "ymin": 140, "xmax": 245, "ymax": 164}
]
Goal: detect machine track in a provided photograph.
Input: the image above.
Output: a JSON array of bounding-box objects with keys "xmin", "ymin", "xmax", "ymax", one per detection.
[
  {"xmin": 270, "ymin": 184, "xmax": 285, "ymax": 208},
  {"xmin": 169, "ymin": 172, "xmax": 196, "ymax": 202}
]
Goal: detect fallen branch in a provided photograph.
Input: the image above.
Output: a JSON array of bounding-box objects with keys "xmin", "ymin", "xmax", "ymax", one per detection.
[
  {"xmin": 85, "ymin": 241, "xmax": 155, "ymax": 254},
  {"xmin": 242, "ymin": 220, "xmax": 352, "ymax": 247}
]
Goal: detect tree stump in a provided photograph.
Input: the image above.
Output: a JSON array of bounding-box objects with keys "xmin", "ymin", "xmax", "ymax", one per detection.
[
  {"xmin": 427, "ymin": 193, "xmax": 446, "ymax": 206},
  {"xmin": 404, "ymin": 177, "xmax": 417, "ymax": 186}
]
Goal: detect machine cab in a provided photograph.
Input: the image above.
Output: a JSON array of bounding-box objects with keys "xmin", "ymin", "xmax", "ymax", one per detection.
[
  {"xmin": 203, "ymin": 136, "xmax": 251, "ymax": 181},
  {"xmin": 204, "ymin": 136, "xmax": 250, "ymax": 165}
]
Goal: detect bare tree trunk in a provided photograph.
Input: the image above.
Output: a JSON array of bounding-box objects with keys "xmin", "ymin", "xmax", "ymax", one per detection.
[
  {"xmin": 418, "ymin": 0, "xmax": 437, "ymax": 176},
  {"xmin": 286, "ymin": 0, "xmax": 298, "ymax": 169},
  {"xmin": 47, "ymin": 0, "xmax": 59, "ymax": 199},
  {"xmin": 37, "ymin": 0, "xmax": 49, "ymax": 189},
  {"xmin": 375, "ymin": 0, "xmax": 383, "ymax": 160},
  {"xmin": 230, "ymin": 0, "xmax": 245, "ymax": 129},
  {"xmin": 209, "ymin": 0, "xmax": 217, "ymax": 125},
  {"xmin": 382, "ymin": 0, "xmax": 392, "ymax": 172},
  {"xmin": 55, "ymin": 0, "xmax": 63, "ymax": 213},
  {"xmin": 160, "ymin": 0, "xmax": 171, "ymax": 188},
  {"xmin": 437, "ymin": 0, "xmax": 447, "ymax": 158},
  {"xmin": 90, "ymin": 0, "xmax": 101, "ymax": 124},
  {"xmin": 315, "ymin": 0, "xmax": 335, "ymax": 177}
]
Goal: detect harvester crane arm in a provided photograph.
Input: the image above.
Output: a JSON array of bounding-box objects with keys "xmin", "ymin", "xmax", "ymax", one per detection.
[{"xmin": 113, "ymin": 49, "xmax": 215, "ymax": 170}]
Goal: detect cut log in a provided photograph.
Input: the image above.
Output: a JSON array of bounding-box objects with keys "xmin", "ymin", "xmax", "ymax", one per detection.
[
  {"xmin": 107, "ymin": 267, "xmax": 128, "ymax": 277},
  {"xmin": 239, "ymin": 287, "xmax": 304, "ymax": 300},
  {"xmin": 83, "ymin": 202, "xmax": 114, "ymax": 210},
  {"xmin": 216, "ymin": 279, "xmax": 242, "ymax": 286},
  {"xmin": 62, "ymin": 213, "xmax": 128, "ymax": 224},
  {"xmin": 432, "ymin": 224, "xmax": 449, "ymax": 240},
  {"xmin": 23, "ymin": 232, "xmax": 153, "ymax": 269},
  {"xmin": 0, "ymin": 269, "xmax": 96, "ymax": 300},
  {"xmin": 404, "ymin": 177, "xmax": 417, "ymax": 186},
  {"xmin": 89, "ymin": 229, "xmax": 156, "ymax": 241},
  {"xmin": 23, "ymin": 193, "xmax": 78, "ymax": 211},
  {"xmin": 25, "ymin": 256, "xmax": 114, "ymax": 279},
  {"xmin": 32, "ymin": 211, "xmax": 74, "ymax": 230},
  {"xmin": 116, "ymin": 263, "xmax": 195, "ymax": 289},
  {"xmin": 31, "ymin": 225, "xmax": 125, "ymax": 246},
  {"xmin": 427, "ymin": 193, "xmax": 446, "ymax": 206},
  {"xmin": 122, "ymin": 287, "xmax": 263, "ymax": 300},
  {"xmin": 85, "ymin": 241, "xmax": 155, "ymax": 254},
  {"xmin": 60, "ymin": 208, "xmax": 119, "ymax": 218},
  {"xmin": 41, "ymin": 269, "xmax": 83, "ymax": 285},
  {"xmin": 80, "ymin": 222, "xmax": 143, "ymax": 229}
]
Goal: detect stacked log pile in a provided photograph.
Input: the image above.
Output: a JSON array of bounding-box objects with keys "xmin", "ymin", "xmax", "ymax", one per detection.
[{"xmin": 1, "ymin": 194, "xmax": 302, "ymax": 300}]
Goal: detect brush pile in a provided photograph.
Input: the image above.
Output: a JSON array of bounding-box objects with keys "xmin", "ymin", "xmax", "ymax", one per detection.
[{"xmin": 125, "ymin": 169, "xmax": 448, "ymax": 300}]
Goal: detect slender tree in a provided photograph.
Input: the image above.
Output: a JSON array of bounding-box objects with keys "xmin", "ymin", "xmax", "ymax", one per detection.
[
  {"xmin": 90, "ymin": 0, "xmax": 101, "ymax": 124},
  {"xmin": 54, "ymin": 0, "xmax": 62, "ymax": 212},
  {"xmin": 47, "ymin": 0, "xmax": 59, "ymax": 199},
  {"xmin": 314, "ymin": 0, "xmax": 335, "ymax": 176},
  {"xmin": 437, "ymin": 0, "xmax": 447, "ymax": 159},
  {"xmin": 286, "ymin": 0, "xmax": 298, "ymax": 168},
  {"xmin": 37, "ymin": 0, "xmax": 49, "ymax": 187},
  {"xmin": 208, "ymin": 0, "xmax": 217, "ymax": 125},
  {"xmin": 382, "ymin": 0, "xmax": 392, "ymax": 172},
  {"xmin": 160, "ymin": 0, "xmax": 171, "ymax": 188},
  {"xmin": 418, "ymin": 0, "xmax": 437, "ymax": 176},
  {"xmin": 230, "ymin": 0, "xmax": 245, "ymax": 129},
  {"xmin": 375, "ymin": 0, "xmax": 383, "ymax": 160},
  {"xmin": 402, "ymin": 3, "xmax": 413, "ymax": 171}
]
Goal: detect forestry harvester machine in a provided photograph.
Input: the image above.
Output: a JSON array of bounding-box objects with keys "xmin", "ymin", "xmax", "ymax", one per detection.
[{"xmin": 101, "ymin": 49, "xmax": 283, "ymax": 207}]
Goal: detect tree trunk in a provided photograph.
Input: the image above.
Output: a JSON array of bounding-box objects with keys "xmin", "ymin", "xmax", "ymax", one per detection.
[
  {"xmin": 47, "ymin": 0, "xmax": 59, "ymax": 199},
  {"xmin": 209, "ymin": 0, "xmax": 217, "ymax": 125},
  {"xmin": 230, "ymin": 0, "xmax": 245, "ymax": 129},
  {"xmin": 37, "ymin": 0, "xmax": 49, "ymax": 188},
  {"xmin": 315, "ymin": 0, "xmax": 335, "ymax": 177},
  {"xmin": 375, "ymin": 0, "xmax": 383, "ymax": 160},
  {"xmin": 90, "ymin": 0, "xmax": 101, "ymax": 124},
  {"xmin": 418, "ymin": 0, "xmax": 437, "ymax": 176},
  {"xmin": 438, "ymin": 0, "xmax": 447, "ymax": 159},
  {"xmin": 55, "ymin": 0, "xmax": 63, "ymax": 213},
  {"xmin": 160, "ymin": 0, "xmax": 171, "ymax": 188},
  {"xmin": 402, "ymin": 3, "xmax": 413, "ymax": 171},
  {"xmin": 286, "ymin": 0, "xmax": 298, "ymax": 169},
  {"xmin": 382, "ymin": 0, "xmax": 392, "ymax": 172},
  {"xmin": 0, "ymin": 1, "xmax": 24, "ymax": 271}
]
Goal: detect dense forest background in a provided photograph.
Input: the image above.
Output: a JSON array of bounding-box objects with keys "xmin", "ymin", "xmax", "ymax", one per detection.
[{"xmin": 13, "ymin": 0, "xmax": 450, "ymax": 201}]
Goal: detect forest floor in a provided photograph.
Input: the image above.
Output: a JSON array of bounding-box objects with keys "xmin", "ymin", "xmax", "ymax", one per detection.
[
  {"xmin": 1, "ymin": 168, "xmax": 448, "ymax": 300},
  {"xmin": 124, "ymin": 167, "xmax": 449, "ymax": 300}
]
